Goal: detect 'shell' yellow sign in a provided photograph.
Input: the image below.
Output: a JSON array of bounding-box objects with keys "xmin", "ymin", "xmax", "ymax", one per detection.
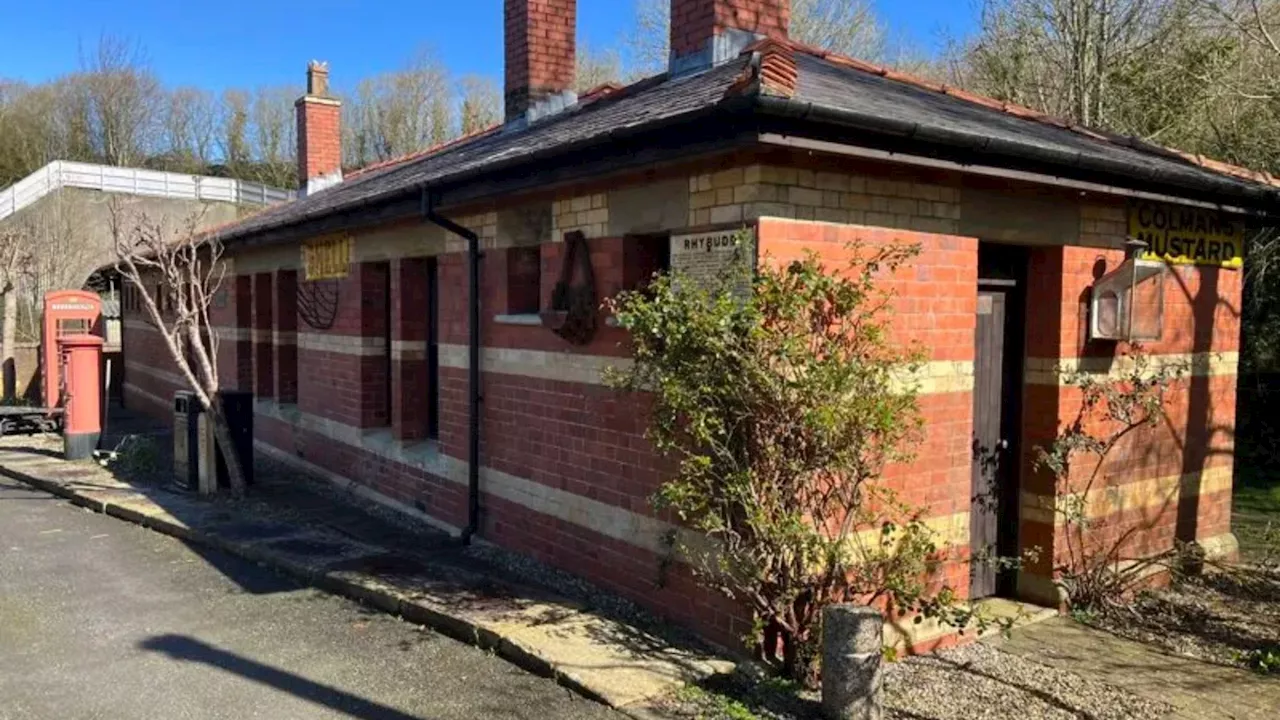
[
  {"xmin": 302, "ymin": 235, "xmax": 352, "ymax": 280},
  {"xmin": 1128, "ymin": 201, "xmax": 1244, "ymax": 269}
]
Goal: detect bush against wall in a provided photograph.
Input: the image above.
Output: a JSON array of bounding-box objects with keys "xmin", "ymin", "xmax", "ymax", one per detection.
[
  {"xmin": 1034, "ymin": 350, "xmax": 1185, "ymax": 612},
  {"xmin": 608, "ymin": 235, "xmax": 984, "ymax": 684}
]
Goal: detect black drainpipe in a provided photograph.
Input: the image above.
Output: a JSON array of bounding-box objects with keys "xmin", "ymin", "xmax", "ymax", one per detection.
[{"xmin": 421, "ymin": 189, "xmax": 482, "ymax": 545}]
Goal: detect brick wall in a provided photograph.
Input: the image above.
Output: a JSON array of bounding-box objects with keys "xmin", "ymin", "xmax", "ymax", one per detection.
[
  {"xmin": 757, "ymin": 218, "xmax": 980, "ymax": 600},
  {"xmin": 1017, "ymin": 204, "xmax": 1241, "ymax": 600},
  {"xmin": 117, "ymin": 154, "xmax": 1245, "ymax": 652}
]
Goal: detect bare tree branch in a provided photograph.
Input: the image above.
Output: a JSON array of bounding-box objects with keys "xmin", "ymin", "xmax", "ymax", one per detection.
[{"xmin": 109, "ymin": 197, "xmax": 244, "ymax": 495}]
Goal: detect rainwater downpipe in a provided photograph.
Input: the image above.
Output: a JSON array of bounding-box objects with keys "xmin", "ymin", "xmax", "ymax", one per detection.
[{"xmin": 421, "ymin": 188, "xmax": 482, "ymax": 545}]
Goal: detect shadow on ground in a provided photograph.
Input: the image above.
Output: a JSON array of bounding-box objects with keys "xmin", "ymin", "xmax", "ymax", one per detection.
[
  {"xmin": 139, "ymin": 634, "xmax": 433, "ymax": 720},
  {"xmin": 0, "ymin": 402, "xmax": 731, "ymax": 704}
]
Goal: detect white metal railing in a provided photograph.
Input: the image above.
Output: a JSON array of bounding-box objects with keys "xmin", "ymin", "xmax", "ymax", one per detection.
[{"xmin": 0, "ymin": 161, "xmax": 296, "ymax": 222}]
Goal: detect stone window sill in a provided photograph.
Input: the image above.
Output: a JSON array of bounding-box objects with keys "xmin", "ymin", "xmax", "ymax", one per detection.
[
  {"xmin": 494, "ymin": 313, "xmax": 621, "ymax": 328},
  {"xmin": 493, "ymin": 313, "xmax": 541, "ymax": 326}
]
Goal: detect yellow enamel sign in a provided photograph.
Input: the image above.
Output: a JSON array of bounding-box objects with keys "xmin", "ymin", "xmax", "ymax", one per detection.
[
  {"xmin": 302, "ymin": 235, "xmax": 352, "ymax": 280},
  {"xmin": 1128, "ymin": 201, "xmax": 1243, "ymax": 269}
]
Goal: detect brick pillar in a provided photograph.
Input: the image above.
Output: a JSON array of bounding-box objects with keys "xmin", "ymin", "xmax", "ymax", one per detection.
[
  {"xmin": 234, "ymin": 275, "xmax": 253, "ymax": 392},
  {"xmin": 253, "ymin": 273, "xmax": 275, "ymax": 399},
  {"xmin": 359, "ymin": 262, "xmax": 392, "ymax": 428},
  {"xmin": 275, "ymin": 270, "xmax": 299, "ymax": 403},
  {"xmin": 1018, "ymin": 246, "xmax": 1068, "ymax": 607},
  {"xmin": 391, "ymin": 258, "xmax": 430, "ymax": 441}
]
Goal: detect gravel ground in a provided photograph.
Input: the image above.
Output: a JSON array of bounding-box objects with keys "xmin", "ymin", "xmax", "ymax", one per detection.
[
  {"xmin": 1089, "ymin": 569, "xmax": 1280, "ymax": 669},
  {"xmin": 882, "ymin": 642, "xmax": 1169, "ymax": 720},
  {"xmin": 649, "ymin": 641, "xmax": 1170, "ymax": 720}
]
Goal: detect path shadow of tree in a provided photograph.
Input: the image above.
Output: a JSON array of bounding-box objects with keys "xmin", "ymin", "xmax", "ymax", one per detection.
[
  {"xmin": 138, "ymin": 634, "xmax": 434, "ymax": 720},
  {"xmin": 1100, "ymin": 572, "xmax": 1280, "ymax": 662}
]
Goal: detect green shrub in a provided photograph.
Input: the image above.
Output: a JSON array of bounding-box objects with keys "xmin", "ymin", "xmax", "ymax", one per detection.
[
  {"xmin": 608, "ymin": 235, "xmax": 984, "ymax": 684},
  {"xmin": 105, "ymin": 434, "xmax": 163, "ymax": 481}
]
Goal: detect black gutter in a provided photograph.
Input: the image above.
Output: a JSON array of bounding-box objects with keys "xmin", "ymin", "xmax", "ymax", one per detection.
[
  {"xmin": 421, "ymin": 189, "xmax": 482, "ymax": 545},
  {"xmin": 753, "ymin": 95, "xmax": 1279, "ymax": 208}
]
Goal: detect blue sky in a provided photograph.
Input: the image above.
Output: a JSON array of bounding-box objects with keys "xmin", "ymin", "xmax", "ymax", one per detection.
[{"xmin": 0, "ymin": 1, "xmax": 977, "ymax": 92}]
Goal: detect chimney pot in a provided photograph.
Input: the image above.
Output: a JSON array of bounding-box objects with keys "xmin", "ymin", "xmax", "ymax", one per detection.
[{"xmin": 306, "ymin": 60, "xmax": 330, "ymax": 96}]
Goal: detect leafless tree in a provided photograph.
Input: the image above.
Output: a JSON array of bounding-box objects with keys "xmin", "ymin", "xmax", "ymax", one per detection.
[
  {"xmin": 344, "ymin": 49, "xmax": 455, "ymax": 166},
  {"xmin": 218, "ymin": 89, "xmax": 251, "ymax": 177},
  {"xmin": 458, "ymin": 75, "xmax": 501, "ymax": 136},
  {"xmin": 958, "ymin": 0, "xmax": 1192, "ymax": 128},
  {"xmin": 7, "ymin": 190, "xmax": 115, "ymax": 344},
  {"xmin": 79, "ymin": 35, "xmax": 162, "ymax": 166},
  {"xmin": 1196, "ymin": 0, "xmax": 1280, "ymax": 98},
  {"xmin": 0, "ymin": 80, "xmax": 86, "ymax": 184},
  {"xmin": 250, "ymin": 86, "xmax": 299, "ymax": 187},
  {"xmin": 0, "ymin": 227, "xmax": 32, "ymax": 400},
  {"xmin": 577, "ymin": 44, "xmax": 624, "ymax": 90},
  {"xmin": 162, "ymin": 87, "xmax": 217, "ymax": 172},
  {"xmin": 948, "ymin": 0, "xmax": 1280, "ymax": 171},
  {"xmin": 790, "ymin": 0, "xmax": 887, "ymax": 58},
  {"xmin": 109, "ymin": 199, "xmax": 246, "ymax": 495}
]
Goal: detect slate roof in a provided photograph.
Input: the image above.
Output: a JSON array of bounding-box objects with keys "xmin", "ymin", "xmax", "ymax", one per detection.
[
  {"xmin": 216, "ymin": 57, "xmax": 753, "ymax": 243},
  {"xmin": 789, "ymin": 50, "xmax": 1277, "ymax": 200},
  {"xmin": 217, "ymin": 42, "xmax": 1278, "ymax": 245}
]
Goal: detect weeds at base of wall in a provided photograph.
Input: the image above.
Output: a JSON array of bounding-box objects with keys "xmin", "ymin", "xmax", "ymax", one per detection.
[
  {"xmin": 1235, "ymin": 645, "xmax": 1280, "ymax": 674},
  {"xmin": 100, "ymin": 433, "xmax": 164, "ymax": 483}
]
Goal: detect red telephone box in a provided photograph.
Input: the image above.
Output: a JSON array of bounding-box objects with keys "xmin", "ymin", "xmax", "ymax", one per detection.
[
  {"xmin": 42, "ymin": 290, "xmax": 103, "ymax": 410},
  {"xmin": 40, "ymin": 291, "xmax": 105, "ymax": 459}
]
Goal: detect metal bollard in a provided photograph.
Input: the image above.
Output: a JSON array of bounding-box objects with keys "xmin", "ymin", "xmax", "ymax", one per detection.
[{"xmin": 822, "ymin": 604, "xmax": 884, "ymax": 720}]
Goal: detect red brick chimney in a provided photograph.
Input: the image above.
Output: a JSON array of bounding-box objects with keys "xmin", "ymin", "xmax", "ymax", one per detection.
[
  {"xmin": 504, "ymin": 0, "xmax": 577, "ymax": 125},
  {"xmin": 295, "ymin": 61, "xmax": 342, "ymax": 196},
  {"xmin": 670, "ymin": 0, "xmax": 790, "ymax": 74}
]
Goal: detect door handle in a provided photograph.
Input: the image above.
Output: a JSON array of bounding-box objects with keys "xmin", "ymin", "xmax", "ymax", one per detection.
[{"xmin": 998, "ymin": 439, "xmax": 1009, "ymax": 450}]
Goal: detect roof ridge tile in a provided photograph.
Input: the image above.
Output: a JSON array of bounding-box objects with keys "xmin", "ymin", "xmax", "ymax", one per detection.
[{"xmin": 345, "ymin": 124, "xmax": 503, "ymax": 181}]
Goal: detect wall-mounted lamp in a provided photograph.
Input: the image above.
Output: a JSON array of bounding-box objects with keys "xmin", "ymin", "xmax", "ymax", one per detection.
[{"xmin": 1089, "ymin": 238, "xmax": 1166, "ymax": 342}]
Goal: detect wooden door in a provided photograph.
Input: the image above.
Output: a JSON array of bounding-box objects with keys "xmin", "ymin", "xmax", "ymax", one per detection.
[{"xmin": 971, "ymin": 287, "xmax": 1011, "ymax": 599}]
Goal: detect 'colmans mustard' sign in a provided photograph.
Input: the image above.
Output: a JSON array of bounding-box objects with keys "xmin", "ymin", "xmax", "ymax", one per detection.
[
  {"xmin": 1128, "ymin": 201, "xmax": 1244, "ymax": 269},
  {"xmin": 302, "ymin": 235, "xmax": 353, "ymax": 280}
]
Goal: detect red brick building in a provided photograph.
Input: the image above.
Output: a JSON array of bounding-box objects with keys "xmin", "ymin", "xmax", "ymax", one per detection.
[{"xmin": 120, "ymin": 0, "xmax": 1276, "ymax": 652}]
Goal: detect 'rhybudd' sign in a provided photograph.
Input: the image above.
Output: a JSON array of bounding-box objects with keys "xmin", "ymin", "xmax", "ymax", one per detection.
[
  {"xmin": 670, "ymin": 228, "xmax": 755, "ymax": 288},
  {"xmin": 1128, "ymin": 201, "xmax": 1244, "ymax": 269}
]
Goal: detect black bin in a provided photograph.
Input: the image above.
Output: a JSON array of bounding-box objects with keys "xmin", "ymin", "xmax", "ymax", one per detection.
[
  {"xmin": 214, "ymin": 389, "xmax": 254, "ymax": 488},
  {"xmin": 173, "ymin": 391, "xmax": 202, "ymax": 489}
]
